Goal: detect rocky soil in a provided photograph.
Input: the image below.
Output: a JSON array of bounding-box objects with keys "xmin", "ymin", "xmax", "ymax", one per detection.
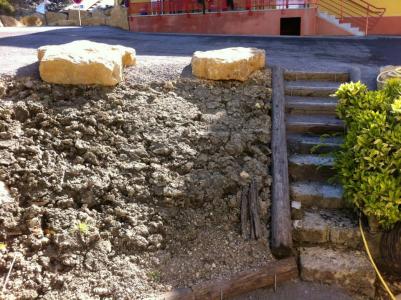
[{"xmin": 0, "ymin": 69, "xmax": 273, "ymax": 299}]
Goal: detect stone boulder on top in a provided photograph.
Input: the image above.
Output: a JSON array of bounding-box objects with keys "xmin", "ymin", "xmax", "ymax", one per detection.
[
  {"xmin": 191, "ymin": 47, "xmax": 266, "ymax": 81},
  {"xmin": 38, "ymin": 40, "xmax": 136, "ymax": 86}
]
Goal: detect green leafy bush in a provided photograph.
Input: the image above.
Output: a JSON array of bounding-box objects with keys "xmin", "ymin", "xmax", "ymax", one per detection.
[
  {"xmin": 335, "ymin": 79, "xmax": 401, "ymax": 229},
  {"xmin": 0, "ymin": 0, "xmax": 14, "ymax": 15}
]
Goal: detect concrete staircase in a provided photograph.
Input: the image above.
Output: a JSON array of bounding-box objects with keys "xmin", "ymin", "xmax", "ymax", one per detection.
[
  {"xmin": 284, "ymin": 71, "xmax": 376, "ymax": 298},
  {"xmin": 318, "ymin": 11, "xmax": 364, "ymax": 36}
]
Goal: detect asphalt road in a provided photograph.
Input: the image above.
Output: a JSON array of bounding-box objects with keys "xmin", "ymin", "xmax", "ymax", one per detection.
[{"xmin": 1, "ymin": 26, "xmax": 401, "ymax": 88}]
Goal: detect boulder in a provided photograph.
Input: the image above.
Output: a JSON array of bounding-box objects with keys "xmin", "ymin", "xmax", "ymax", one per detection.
[
  {"xmin": 38, "ymin": 40, "xmax": 136, "ymax": 86},
  {"xmin": 191, "ymin": 47, "xmax": 266, "ymax": 81},
  {"xmin": 0, "ymin": 181, "xmax": 13, "ymax": 205},
  {"xmin": 0, "ymin": 80, "xmax": 6, "ymax": 98},
  {"xmin": 45, "ymin": 11, "xmax": 68, "ymax": 25},
  {"xmin": 106, "ymin": 5, "xmax": 129, "ymax": 30},
  {"xmin": 0, "ymin": 15, "xmax": 22, "ymax": 27},
  {"xmin": 20, "ymin": 14, "xmax": 44, "ymax": 27}
]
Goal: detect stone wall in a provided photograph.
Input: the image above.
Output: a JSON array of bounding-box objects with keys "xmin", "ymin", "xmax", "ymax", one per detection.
[
  {"xmin": 0, "ymin": 5, "xmax": 129, "ymax": 31},
  {"xmin": 46, "ymin": 5, "xmax": 129, "ymax": 30}
]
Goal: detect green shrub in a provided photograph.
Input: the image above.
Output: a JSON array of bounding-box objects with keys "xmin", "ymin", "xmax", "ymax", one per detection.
[
  {"xmin": 335, "ymin": 79, "xmax": 401, "ymax": 229},
  {"xmin": 0, "ymin": 0, "xmax": 14, "ymax": 15}
]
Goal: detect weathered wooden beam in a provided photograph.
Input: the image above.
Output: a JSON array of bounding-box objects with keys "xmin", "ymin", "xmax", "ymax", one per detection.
[
  {"xmin": 240, "ymin": 185, "xmax": 250, "ymax": 239},
  {"xmin": 160, "ymin": 257, "xmax": 298, "ymax": 300},
  {"xmin": 271, "ymin": 66, "xmax": 293, "ymax": 258},
  {"xmin": 249, "ymin": 178, "xmax": 261, "ymax": 240}
]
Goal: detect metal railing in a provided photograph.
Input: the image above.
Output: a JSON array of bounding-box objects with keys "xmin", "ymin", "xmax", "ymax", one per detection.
[
  {"xmin": 128, "ymin": 0, "xmax": 385, "ymax": 35},
  {"xmin": 316, "ymin": 0, "xmax": 385, "ymax": 35},
  {"xmin": 129, "ymin": 0, "xmax": 316, "ymax": 16}
]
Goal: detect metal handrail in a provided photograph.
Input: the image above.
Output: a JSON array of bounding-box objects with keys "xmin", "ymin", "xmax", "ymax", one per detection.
[{"xmin": 317, "ymin": 0, "xmax": 385, "ymax": 35}]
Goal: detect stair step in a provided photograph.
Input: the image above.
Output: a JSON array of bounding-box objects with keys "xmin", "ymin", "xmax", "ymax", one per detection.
[
  {"xmin": 300, "ymin": 247, "xmax": 376, "ymax": 298},
  {"xmin": 284, "ymin": 71, "xmax": 349, "ymax": 82},
  {"xmin": 287, "ymin": 133, "xmax": 343, "ymax": 154},
  {"xmin": 290, "ymin": 182, "xmax": 344, "ymax": 209},
  {"xmin": 293, "ymin": 209, "xmax": 360, "ymax": 248},
  {"xmin": 285, "ymin": 81, "xmax": 340, "ymax": 97},
  {"xmin": 286, "ymin": 96, "xmax": 338, "ymax": 115},
  {"xmin": 288, "ymin": 154, "xmax": 335, "ymax": 181},
  {"xmin": 286, "ymin": 115, "xmax": 345, "ymax": 134}
]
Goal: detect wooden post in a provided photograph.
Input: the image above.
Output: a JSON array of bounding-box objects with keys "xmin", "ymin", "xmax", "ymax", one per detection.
[
  {"xmin": 160, "ymin": 257, "xmax": 298, "ymax": 300},
  {"xmin": 270, "ymin": 66, "xmax": 293, "ymax": 258}
]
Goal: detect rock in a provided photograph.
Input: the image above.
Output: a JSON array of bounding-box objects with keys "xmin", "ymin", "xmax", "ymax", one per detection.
[
  {"xmin": 20, "ymin": 15, "xmax": 43, "ymax": 27},
  {"xmin": 0, "ymin": 80, "xmax": 6, "ymax": 98},
  {"xmin": 0, "ymin": 15, "xmax": 22, "ymax": 27},
  {"xmin": 37, "ymin": 40, "xmax": 136, "ymax": 86},
  {"xmin": 191, "ymin": 47, "xmax": 266, "ymax": 81},
  {"xmin": 0, "ymin": 19, "xmax": 3, "ymax": 27},
  {"xmin": 45, "ymin": 11, "xmax": 68, "ymax": 25},
  {"xmin": 300, "ymin": 247, "xmax": 376, "ymax": 298},
  {"xmin": 106, "ymin": 5, "xmax": 129, "ymax": 30},
  {"xmin": 0, "ymin": 181, "xmax": 13, "ymax": 205}
]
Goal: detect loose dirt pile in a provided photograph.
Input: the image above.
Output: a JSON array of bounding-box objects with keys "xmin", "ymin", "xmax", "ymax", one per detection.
[{"xmin": 0, "ymin": 69, "xmax": 272, "ymax": 299}]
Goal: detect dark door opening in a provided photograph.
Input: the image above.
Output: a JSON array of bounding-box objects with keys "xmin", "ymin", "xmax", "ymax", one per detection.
[{"xmin": 280, "ymin": 17, "xmax": 301, "ymax": 36}]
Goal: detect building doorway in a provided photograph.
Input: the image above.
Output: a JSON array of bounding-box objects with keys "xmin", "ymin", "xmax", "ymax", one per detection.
[{"xmin": 280, "ymin": 17, "xmax": 301, "ymax": 35}]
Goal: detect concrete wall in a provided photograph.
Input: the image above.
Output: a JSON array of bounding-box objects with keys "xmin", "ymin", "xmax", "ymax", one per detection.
[
  {"xmin": 343, "ymin": 16, "xmax": 401, "ymax": 35},
  {"xmin": 129, "ymin": 8, "xmax": 318, "ymax": 35},
  {"xmin": 365, "ymin": 0, "xmax": 401, "ymax": 16}
]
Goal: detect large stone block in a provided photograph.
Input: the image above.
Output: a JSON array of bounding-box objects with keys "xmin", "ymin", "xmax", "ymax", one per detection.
[
  {"xmin": 38, "ymin": 40, "xmax": 136, "ymax": 86},
  {"xmin": 106, "ymin": 6, "xmax": 129, "ymax": 30},
  {"xmin": 20, "ymin": 14, "xmax": 44, "ymax": 27},
  {"xmin": 191, "ymin": 47, "xmax": 265, "ymax": 81},
  {"xmin": 45, "ymin": 11, "xmax": 68, "ymax": 25},
  {"xmin": 0, "ymin": 15, "xmax": 22, "ymax": 27},
  {"xmin": 300, "ymin": 247, "xmax": 376, "ymax": 298}
]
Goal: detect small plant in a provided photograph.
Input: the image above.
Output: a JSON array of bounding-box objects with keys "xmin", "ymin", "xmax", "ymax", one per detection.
[
  {"xmin": 0, "ymin": 243, "xmax": 6, "ymax": 251},
  {"xmin": 75, "ymin": 221, "xmax": 89, "ymax": 235},
  {"xmin": 334, "ymin": 79, "xmax": 401, "ymax": 229},
  {"xmin": 147, "ymin": 270, "xmax": 161, "ymax": 282}
]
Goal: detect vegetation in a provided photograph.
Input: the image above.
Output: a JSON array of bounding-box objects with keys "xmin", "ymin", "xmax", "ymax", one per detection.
[
  {"xmin": 75, "ymin": 221, "xmax": 89, "ymax": 235},
  {"xmin": 0, "ymin": 0, "xmax": 14, "ymax": 15},
  {"xmin": 335, "ymin": 79, "xmax": 401, "ymax": 229}
]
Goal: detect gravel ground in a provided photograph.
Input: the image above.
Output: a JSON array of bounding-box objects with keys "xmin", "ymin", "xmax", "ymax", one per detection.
[{"xmin": 0, "ymin": 66, "xmax": 273, "ymax": 299}]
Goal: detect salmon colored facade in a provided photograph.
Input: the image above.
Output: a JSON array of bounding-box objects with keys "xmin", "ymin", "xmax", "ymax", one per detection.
[{"xmin": 128, "ymin": 0, "xmax": 401, "ymax": 36}]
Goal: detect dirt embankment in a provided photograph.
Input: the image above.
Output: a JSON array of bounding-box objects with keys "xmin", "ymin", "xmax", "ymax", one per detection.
[{"xmin": 0, "ymin": 70, "xmax": 272, "ymax": 299}]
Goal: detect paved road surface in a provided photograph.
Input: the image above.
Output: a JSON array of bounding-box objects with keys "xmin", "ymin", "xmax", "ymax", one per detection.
[{"xmin": 1, "ymin": 26, "xmax": 401, "ymax": 88}]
